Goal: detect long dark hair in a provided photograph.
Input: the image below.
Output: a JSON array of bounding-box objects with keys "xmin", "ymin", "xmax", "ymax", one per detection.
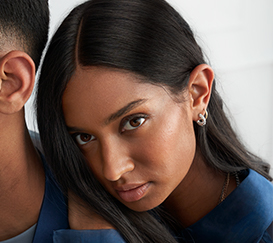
[{"xmin": 36, "ymin": 0, "xmax": 271, "ymax": 242}]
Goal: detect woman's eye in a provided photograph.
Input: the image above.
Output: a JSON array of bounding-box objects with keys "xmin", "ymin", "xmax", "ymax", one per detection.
[
  {"xmin": 123, "ymin": 117, "xmax": 146, "ymax": 131},
  {"xmin": 74, "ymin": 133, "xmax": 95, "ymax": 145}
]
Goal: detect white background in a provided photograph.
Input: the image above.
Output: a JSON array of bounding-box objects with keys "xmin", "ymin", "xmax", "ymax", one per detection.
[{"xmin": 25, "ymin": 0, "xmax": 273, "ymax": 174}]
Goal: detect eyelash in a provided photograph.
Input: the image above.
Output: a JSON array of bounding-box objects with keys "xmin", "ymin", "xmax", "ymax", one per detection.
[
  {"xmin": 72, "ymin": 133, "xmax": 95, "ymax": 145},
  {"xmin": 120, "ymin": 114, "xmax": 148, "ymax": 133},
  {"xmin": 72, "ymin": 114, "xmax": 148, "ymax": 146}
]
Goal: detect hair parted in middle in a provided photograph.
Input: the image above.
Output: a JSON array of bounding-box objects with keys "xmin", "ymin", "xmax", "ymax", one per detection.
[{"xmin": 36, "ymin": 0, "xmax": 271, "ymax": 242}]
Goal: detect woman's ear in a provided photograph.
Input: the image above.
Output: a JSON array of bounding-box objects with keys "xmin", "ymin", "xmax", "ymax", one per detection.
[
  {"xmin": 188, "ymin": 64, "xmax": 214, "ymax": 121},
  {"xmin": 0, "ymin": 50, "xmax": 35, "ymax": 114}
]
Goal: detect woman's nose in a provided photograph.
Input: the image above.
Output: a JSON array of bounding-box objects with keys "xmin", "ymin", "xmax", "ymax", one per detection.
[{"xmin": 101, "ymin": 140, "xmax": 135, "ymax": 181}]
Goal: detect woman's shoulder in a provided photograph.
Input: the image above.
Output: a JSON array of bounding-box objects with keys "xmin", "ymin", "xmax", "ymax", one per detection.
[
  {"xmin": 221, "ymin": 169, "xmax": 273, "ymax": 242},
  {"xmin": 181, "ymin": 169, "xmax": 273, "ymax": 243},
  {"xmin": 244, "ymin": 169, "xmax": 273, "ymax": 203},
  {"xmin": 233, "ymin": 169, "xmax": 273, "ymax": 226}
]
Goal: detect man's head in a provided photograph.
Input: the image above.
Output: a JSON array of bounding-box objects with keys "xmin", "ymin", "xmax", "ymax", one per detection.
[
  {"xmin": 0, "ymin": 0, "xmax": 49, "ymax": 69},
  {"xmin": 0, "ymin": 0, "xmax": 49, "ymax": 114}
]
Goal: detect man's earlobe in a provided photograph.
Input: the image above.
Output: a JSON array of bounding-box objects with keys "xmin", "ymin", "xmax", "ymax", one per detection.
[
  {"xmin": 0, "ymin": 50, "xmax": 35, "ymax": 114},
  {"xmin": 188, "ymin": 64, "xmax": 214, "ymax": 121}
]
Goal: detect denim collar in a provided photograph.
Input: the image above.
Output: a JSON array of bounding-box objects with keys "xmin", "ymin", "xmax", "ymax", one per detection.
[{"xmin": 179, "ymin": 169, "xmax": 273, "ymax": 243}]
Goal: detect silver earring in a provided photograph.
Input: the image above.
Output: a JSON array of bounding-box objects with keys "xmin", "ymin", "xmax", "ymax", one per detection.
[{"xmin": 197, "ymin": 109, "xmax": 208, "ymax": 126}]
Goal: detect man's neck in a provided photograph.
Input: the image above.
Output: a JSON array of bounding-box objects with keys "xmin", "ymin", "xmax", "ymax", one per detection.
[{"xmin": 0, "ymin": 111, "xmax": 45, "ymax": 240}]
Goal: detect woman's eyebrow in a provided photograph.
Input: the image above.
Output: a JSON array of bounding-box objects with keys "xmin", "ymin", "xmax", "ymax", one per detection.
[
  {"xmin": 66, "ymin": 126, "xmax": 84, "ymax": 132},
  {"xmin": 105, "ymin": 99, "xmax": 147, "ymax": 125}
]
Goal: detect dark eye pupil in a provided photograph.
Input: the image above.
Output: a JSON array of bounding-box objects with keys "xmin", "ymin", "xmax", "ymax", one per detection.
[
  {"xmin": 130, "ymin": 118, "xmax": 140, "ymax": 127},
  {"xmin": 80, "ymin": 134, "xmax": 91, "ymax": 142}
]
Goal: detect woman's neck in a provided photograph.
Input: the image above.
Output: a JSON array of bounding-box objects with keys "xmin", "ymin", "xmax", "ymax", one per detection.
[{"xmin": 163, "ymin": 150, "xmax": 237, "ymax": 227}]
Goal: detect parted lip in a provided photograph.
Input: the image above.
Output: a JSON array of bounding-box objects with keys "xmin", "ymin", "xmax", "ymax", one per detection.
[
  {"xmin": 115, "ymin": 182, "xmax": 150, "ymax": 203},
  {"xmin": 114, "ymin": 183, "xmax": 148, "ymax": 192}
]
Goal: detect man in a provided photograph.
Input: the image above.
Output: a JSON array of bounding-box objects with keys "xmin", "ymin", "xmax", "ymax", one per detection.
[{"xmin": 0, "ymin": 1, "xmax": 68, "ymax": 242}]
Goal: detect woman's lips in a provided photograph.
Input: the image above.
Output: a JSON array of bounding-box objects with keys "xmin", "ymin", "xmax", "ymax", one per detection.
[{"xmin": 116, "ymin": 183, "xmax": 150, "ymax": 202}]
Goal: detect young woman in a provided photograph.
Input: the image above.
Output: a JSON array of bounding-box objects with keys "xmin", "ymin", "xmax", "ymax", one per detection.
[{"xmin": 36, "ymin": 0, "xmax": 273, "ymax": 242}]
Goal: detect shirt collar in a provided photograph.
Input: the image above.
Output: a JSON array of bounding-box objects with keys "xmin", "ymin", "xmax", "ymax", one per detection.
[{"xmin": 180, "ymin": 169, "xmax": 273, "ymax": 243}]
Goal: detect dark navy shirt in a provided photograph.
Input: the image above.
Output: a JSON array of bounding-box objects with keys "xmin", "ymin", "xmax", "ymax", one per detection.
[{"xmin": 32, "ymin": 156, "xmax": 68, "ymax": 243}]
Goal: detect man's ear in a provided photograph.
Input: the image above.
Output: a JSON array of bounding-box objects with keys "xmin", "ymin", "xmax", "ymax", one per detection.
[
  {"xmin": 188, "ymin": 64, "xmax": 214, "ymax": 121},
  {"xmin": 0, "ymin": 50, "xmax": 35, "ymax": 114}
]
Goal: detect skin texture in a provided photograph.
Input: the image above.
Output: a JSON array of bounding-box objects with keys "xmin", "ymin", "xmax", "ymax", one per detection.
[
  {"xmin": 0, "ymin": 50, "xmax": 45, "ymax": 240},
  {"xmin": 63, "ymin": 64, "xmax": 237, "ymax": 227},
  {"xmin": 63, "ymin": 66, "xmax": 196, "ymax": 212}
]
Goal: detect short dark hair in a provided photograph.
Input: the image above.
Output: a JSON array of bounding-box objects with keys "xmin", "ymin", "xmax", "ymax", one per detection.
[{"xmin": 0, "ymin": 0, "xmax": 49, "ymax": 69}]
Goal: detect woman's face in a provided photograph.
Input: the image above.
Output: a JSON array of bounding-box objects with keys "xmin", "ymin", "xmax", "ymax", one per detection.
[{"xmin": 62, "ymin": 66, "xmax": 196, "ymax": 211}]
